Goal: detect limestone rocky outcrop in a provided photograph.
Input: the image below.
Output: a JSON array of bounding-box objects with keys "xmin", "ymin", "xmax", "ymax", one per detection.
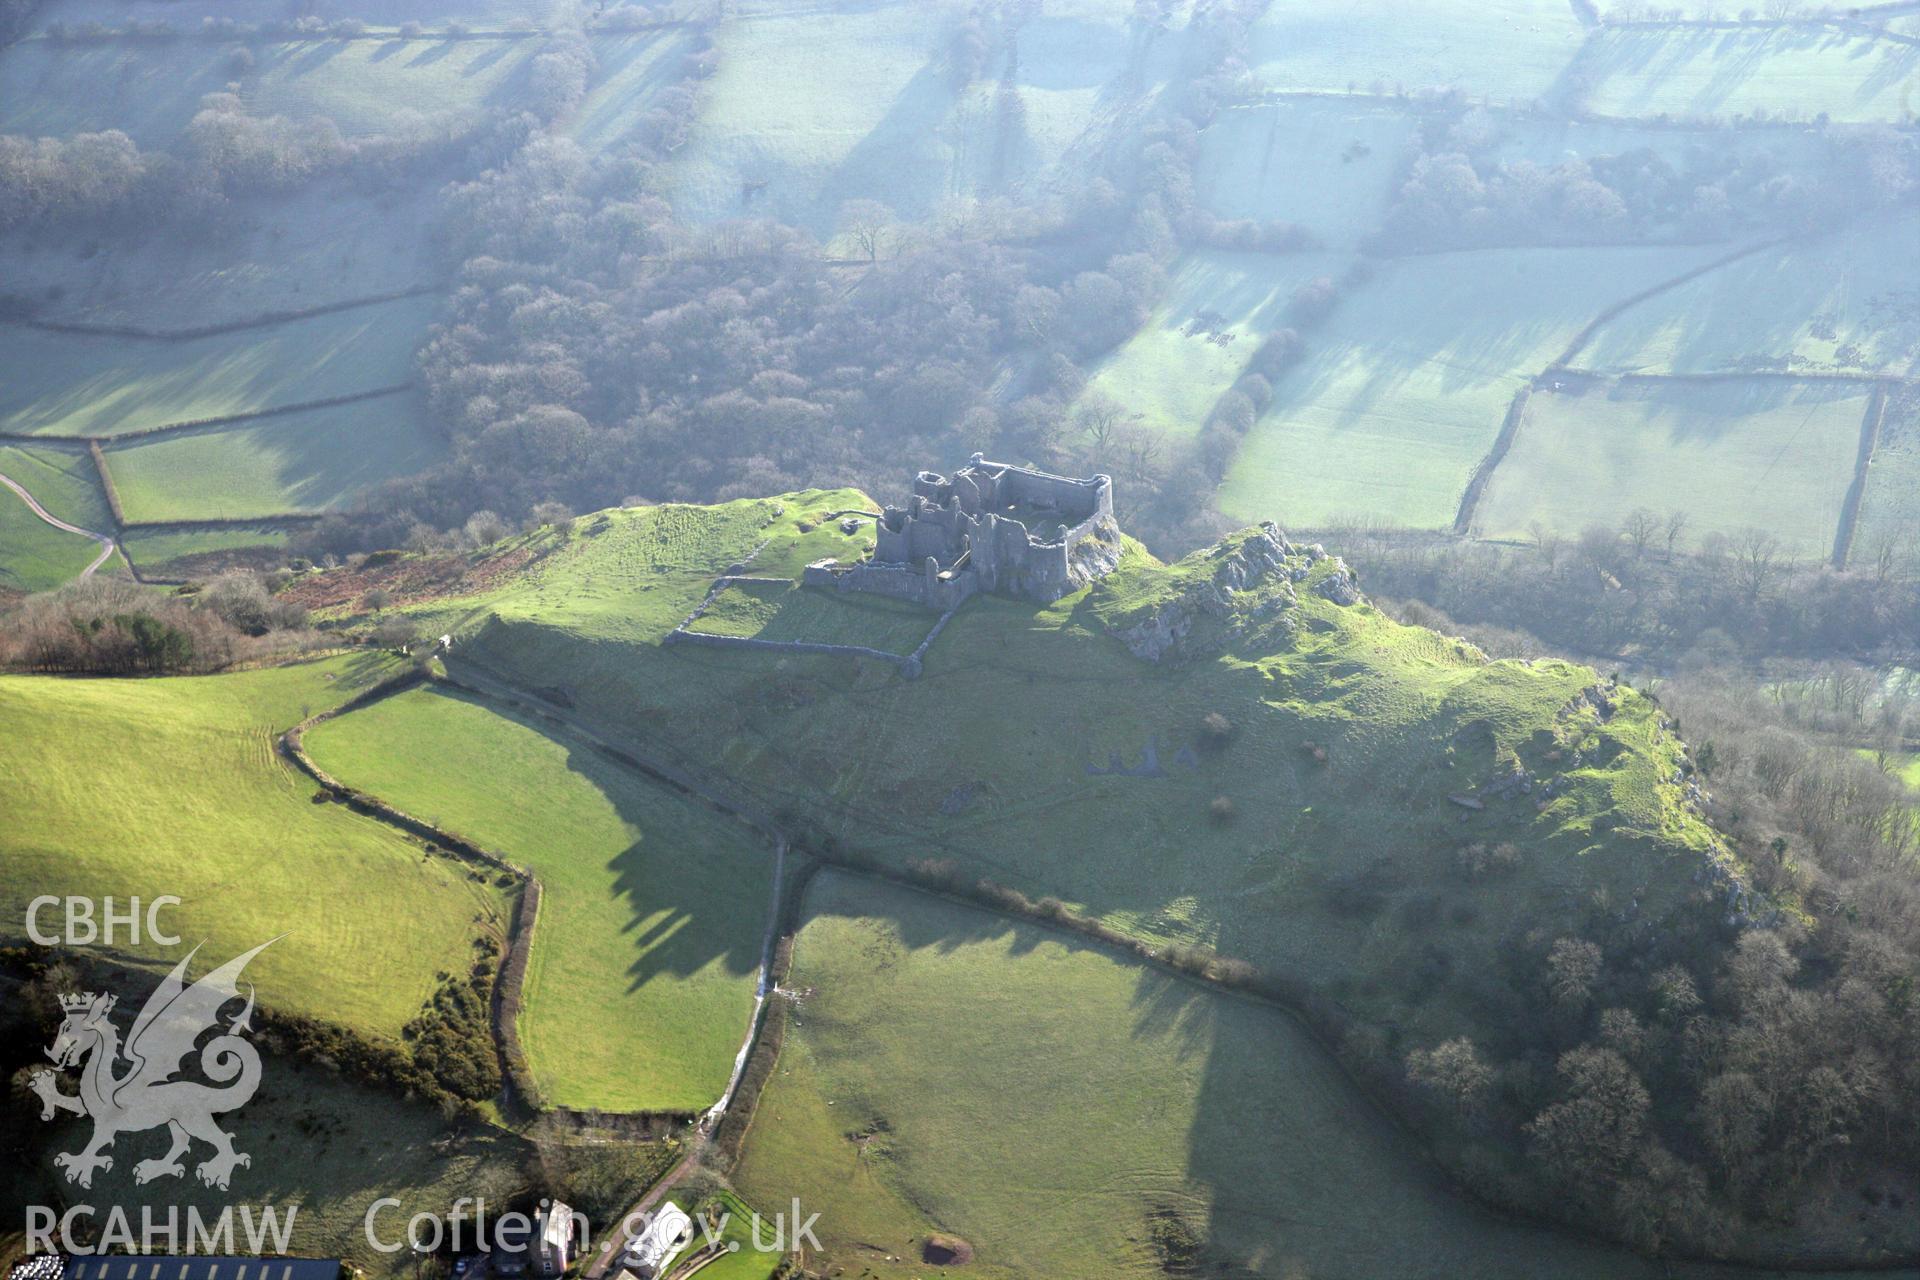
[{"xmin": 1116, "ymin": 522, "xmax": 1359, "ymax": 664}]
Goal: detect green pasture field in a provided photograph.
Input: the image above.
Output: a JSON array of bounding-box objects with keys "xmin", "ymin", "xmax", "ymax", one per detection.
[
  {"xmin": 0, "ymin": 294, "xmax": 435, "ymax": 437},
  {"xmin": 734, "ymin": 869, "xmax": 1710, "ymax": 1280},
  {"xmin": 103, "ymin": 394, "xmax": 448, "ymax": 522},
  {"xmin": 1194, "ymin": 99, "xmax": 1416, "ymax": 249},
  {"xmin": 426, "ymin": 495, "xmax": 1719, "ymax": 1064},
  {"xmin": 0, "ymin": 442, "xmax": 108, "ymax": 531},
  {"xmin": 0, "ymin": 182, "xmax": 447, "ymax": 331},
  {"xmin": 247, "ymin": 36, "xmax": 537, "ymax": 135},
  {"xmin": 0, "ymin": 38, "xmax": 234, "ymax": 144},
  {"xmin": 1576, "ymin": 25, "xmax": 1920, "ymax": 123},
  {"xmin": 20, "ymin": 1061, "xmax": 529, "ymax": 1277},
  {"xmin": 1578, "ymin": 215, "xmax": 1920, "ymax": 377},
  {"xmin": 1245, "ymin": 0, "xmax": 1587, "ymax": 105},
  {"xmin": 1475, "ymin": 378, "xmax": 1868, "ymax": 556},
  {"xmin": 688, "ymin": 577, "xmax": 939, "ymax": 653},
  {"xmin": 665, "ymin": 2, "xmax": 958, "ymax": 233},
  {"xmin": 667, "ymin": 0, "xmax": 1181, "ymax": 236},
  {"xmin": 304, "ymin": 684, "xmax": 772, "ymax": 1113},
  {"xmin": 1074, "ymin": 250, "xmax": 1346, "ymax": 442},
  {"xmin": 1219, "ymin": 244, "xmax": 1720, "ymax": 530},
  {"xmin": 0, "ymin": 655, "xmax": 508, "ymax": 1038},
  {"xmin": 388, "ymin": 492, "xmax": 876, "ymax": 645},
  {"xmin": 119, "ymin": 524, "xmax": 294, "ymax": 574},
  {"xmin": 0, "ymin": 499, "xmax": 99, "ymax": 593},
  {"xmin": 0, "ymin": 441, "xmax": 114, "ymax": 590},
  {"xmin": 0, "ymin": 32, "xmax": 535, "ymax": 144},
  {"xmin": 1851, "ymin": 391, "xmax": 1920, "ymax": 566}
]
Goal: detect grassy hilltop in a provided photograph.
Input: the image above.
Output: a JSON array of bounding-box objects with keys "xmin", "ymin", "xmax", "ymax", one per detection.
[
  {"xmin": 372, "ymin": 494, "xmax": 1729, "ymax": 1048},
  {"xmin": 261, "ymin": 491, "xmax": 1795, "ymax": 1268}
]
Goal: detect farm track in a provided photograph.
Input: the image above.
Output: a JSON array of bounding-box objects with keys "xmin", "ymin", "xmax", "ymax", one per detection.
[{"xmin": 0, "ymin": 466, "xmax": 117, "ymax": 577}]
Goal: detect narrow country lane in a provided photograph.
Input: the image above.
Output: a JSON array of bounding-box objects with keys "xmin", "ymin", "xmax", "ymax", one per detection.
[{"xmin": 0, "ymin": 469, "xmax": 117, "ymax": 578}]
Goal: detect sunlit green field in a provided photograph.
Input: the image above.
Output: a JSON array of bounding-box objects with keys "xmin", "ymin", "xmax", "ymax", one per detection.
[
  {"xmin": 0, "ymin": 295, "xmax": 433, "ymax": 437},
  {"xmin": 104, "ymin": 395, "xmax": 448, "ymax": 522},
  {"xmin": 0, "ymin": 442, "xmax": 110, "ymax": 591},
  {"xmin": 0, "ymin": 442, "xmax": 107, "ymax": 531},
  {"xmin": 1220, "ymin": 245, "xmax": 1719, "ymax": 529},
  {"xmin": 305, "ymin": 684, "xmax": 772, "ymax": 1113},
  {"xmin": 0, "ymin": 656, "xmax": 507, "ymax": 1038},
  {"xmin": 1476, "ymin": 378, "xmax": 1868, "ymax": 555}
]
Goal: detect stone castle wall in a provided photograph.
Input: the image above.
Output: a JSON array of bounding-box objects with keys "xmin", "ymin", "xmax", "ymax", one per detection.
[{"xmin": 811, "ymin": 454, "xmax": 1118, "ymax": 609}]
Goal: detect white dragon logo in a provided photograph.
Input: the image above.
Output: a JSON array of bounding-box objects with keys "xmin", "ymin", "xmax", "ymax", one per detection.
[{"xmin": 29, "ymin": 940, "xmax": 275, "ymax": 1191}]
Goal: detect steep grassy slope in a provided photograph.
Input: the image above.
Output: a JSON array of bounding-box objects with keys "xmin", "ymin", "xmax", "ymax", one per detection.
[
  {"xmin": 346, "ymin": 493, "xmax": 1737, "ymax": 1067},
  {"xmin": 0, "ymin": 655, "xmax": 508, "ymax": 1038},
  {"xmin": 305, "ymin": 684, "xmax": 770, "ymax": 1113},
  {"xmin": 734, "ymin": 870, "xmax": 1764, "ymax": 1280}
]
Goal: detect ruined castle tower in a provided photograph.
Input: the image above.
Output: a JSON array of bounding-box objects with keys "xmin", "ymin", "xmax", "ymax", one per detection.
[{"xmin": 804, "ymin": 453, "xmax": 1123, "ymax": 609}]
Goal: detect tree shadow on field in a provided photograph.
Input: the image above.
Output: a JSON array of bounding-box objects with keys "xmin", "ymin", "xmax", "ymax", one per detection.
[
  {"xmin": 573, "ymin": 31, "xmax": 701, "ymax": 150},
  {"xmin": 821, "ymin": 61, "xmax": 960, "ymax": 230},
  {"xmin": 574, "ymin": 742, "xmax": 770, "ymax": 997},
  {"xmin": 390, "ymin": 686, "xmax": 770, "ymax": 997},
  {"xmin": 406, "ymin": 39, "xmax": 460, "ymax": 69}
]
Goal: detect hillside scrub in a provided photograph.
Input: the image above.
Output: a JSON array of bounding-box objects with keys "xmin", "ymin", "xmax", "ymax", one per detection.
[
  {"xmin": 0, "ymin": 573, "xmax": 314, "ymax": 674},
  {"xmin": 1401, "ymin": 667, "xmax": 1920, "ymax": 1257}
]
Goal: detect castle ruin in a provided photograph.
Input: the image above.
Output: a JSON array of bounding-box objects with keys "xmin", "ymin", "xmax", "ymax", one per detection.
[{"xmin": 804, "ymin": 453, "xmax": 1122, "ymax": 609}]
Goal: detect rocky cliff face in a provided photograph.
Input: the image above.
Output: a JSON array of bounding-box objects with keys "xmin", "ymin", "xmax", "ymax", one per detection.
[{"xmin": 1112, "ymin": 523, "xmax": 1362, "ymax": 664}]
